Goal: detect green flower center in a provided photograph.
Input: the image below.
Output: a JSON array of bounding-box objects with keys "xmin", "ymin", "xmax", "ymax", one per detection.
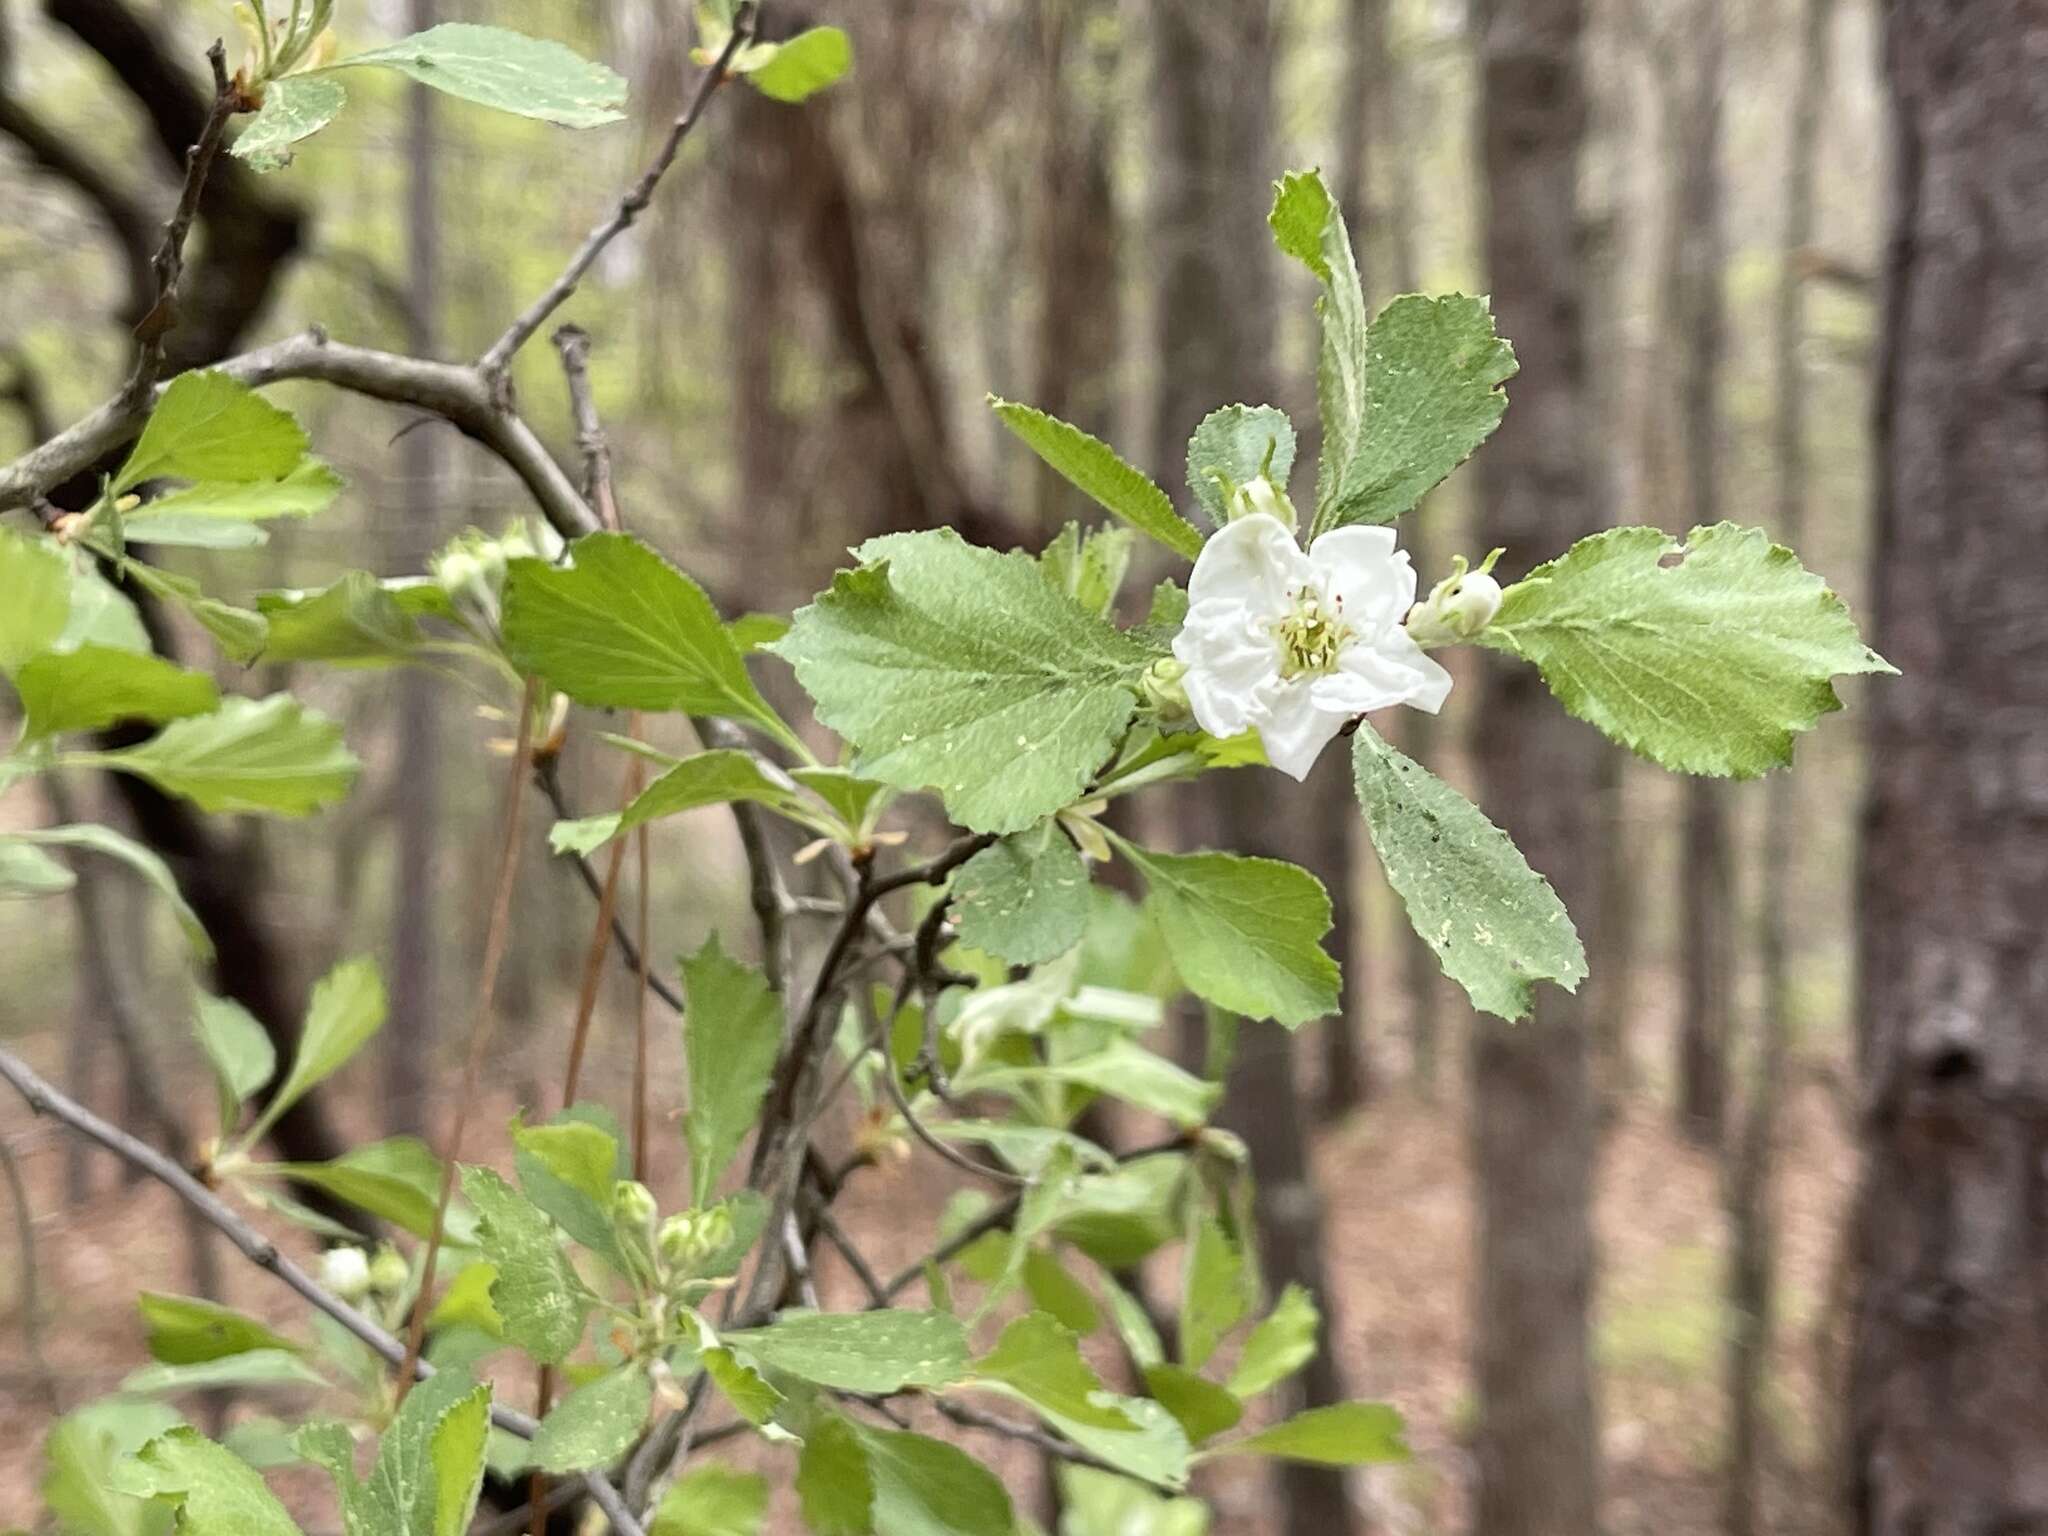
[{"xmin": 1274, "ymin": 588, "xmax": 1353, "ymax": 679}]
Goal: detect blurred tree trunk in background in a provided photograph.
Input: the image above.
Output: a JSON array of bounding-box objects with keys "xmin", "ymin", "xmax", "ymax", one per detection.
[
  {"xmin": 1320, "ymin": 0, "xmax": 1388, "ymax": 1120},
  {"xmin": 1470, "ymin": 0, "xmax": 1603, "ymax": 1531},
  {"xmin": 1152, "ymin": 4, "xmax": 1357, "ymax": 1533},
  {"xmin": 1674, "ymin": 0, "xmax": 1730, "ymax": 1149},
  {"xmin": 1851, "ymin": 4, "xmax": 2048, "ymax": 1531},
  {"xmin": 385, "ymin": 0, "xmax": 443, "ymax": 1138},
  {"xmin": 1726, "ymin": 0, "xmax": 1835, "ymax": 1527},
  {"xmin": 1030, "ymin": 0, "xmax": 1121, "ymax": 535}
]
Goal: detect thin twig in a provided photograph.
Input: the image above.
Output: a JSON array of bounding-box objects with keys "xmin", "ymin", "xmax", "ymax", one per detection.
[
  {"xmin": 932, "ymin": 1398, "xmax": 1177, "ymax": 1491},
  {"xmin": 536, "ymin": 761, "xmax": 687, "ymax": 1014},
  {"xmin": 478, "ymin": 18, "xmax": 753, "ymax": 382},
  {"xmin": 124, "ymin": 42, "xmax": 245, "ymax": 405},
  {"xmin": 876, "ymin": 1061, "xmax": 1027, "ymax": 1188},
  {"xmin": 0, "ymin": 1047, "xmax": 647, "ymax": 1536},
  {"xmin": 804, "ymin": 1194, "xmax": 888, "ymax": 1307},
  {"xmin": 0, "ymin": 1138, "xmax": 59, "ymax": 1411},
  {"xmin": 398, "ymin": 676, "xmax": 540, "ymax": 1396}
]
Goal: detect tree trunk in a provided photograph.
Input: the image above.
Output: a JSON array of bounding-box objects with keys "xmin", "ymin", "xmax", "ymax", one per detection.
[
  {"xmin": 1152, "ymin": 3, "xmax": 1357, "ymax": 1531},
  {"xmin": 1470, "ymin": 1, "xmax": 1603, "ymax": 1532},
  {"xmin": 1318, "ymin": 0, "xmax": 1386, "ymax": 1122},
  {"xmin": 386, "ymin": 0, "xmax": 443, "ymax": 1138},
  {"xmin": 1850, "ymin": 4, "xmax": 2048, "ymax": 1532},
  {"xmin": 1673, "ymin": 0, "xmax": 1731, "ymax": 1150},
  {"xmin": 1726, "ymin": 0, "xmax": 1835, "ymax": 1528}
]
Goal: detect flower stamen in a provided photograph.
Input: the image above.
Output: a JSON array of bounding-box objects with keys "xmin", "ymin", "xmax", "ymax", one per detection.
[{"xmin": 1274, "ymin": 587, "xmax": 1353, "ymax": 678}]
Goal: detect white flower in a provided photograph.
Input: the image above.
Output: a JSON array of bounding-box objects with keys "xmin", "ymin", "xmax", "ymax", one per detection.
[
  {"xmin": 319, "ymin": 1245, "xmax": 372, "ymax": 1301},
  {"xmin": 1172, "ymin": 513, "xmax": 1452, "ymax": 780}
]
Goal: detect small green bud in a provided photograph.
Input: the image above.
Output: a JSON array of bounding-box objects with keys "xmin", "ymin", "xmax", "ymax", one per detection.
[
  {"xmin": 697, "ymin": 1204, "xmax": 734, "ymax": 1254},
  {"xmin": 1226, "ymin": 474, "xmax": 1299, "ymax": 534},
  {"xmin": 657, "ymin": 1212, "xmax": 703, "ymax": 1269},
  {"xmin": 612, "ymin": 1179, "xmax": 659, "ymax": 1235},
  {"xmin": 320, "ymin": 1246, "xmax": 372, "ymax": 1302},
  {"xmin": 1141, "ymin": 656, "xmax": 1193, "ymax": 727},
  {"xmin": 367, "ymin": 1245, "xmax": 410, "ymax": 1295}
]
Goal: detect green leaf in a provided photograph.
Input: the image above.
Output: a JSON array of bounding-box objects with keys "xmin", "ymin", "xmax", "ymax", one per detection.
[
  {"xmin": 243, "ymin": 956, "xmax": 385, "ymax": 1147},
  {"xmin": 795, "ymin": 1415, "xmax": 874, "ymax": 1536},
  {"xmin": 1225, "ymin": 1283, "xmax": 1318, "ymax": 1399},
  {"xmin": 969, "ymin": 1312, "xmax": 1135, "ymax": 1430},
  {"xmin": 959, "ymin": 1043, "xmax": 1218, "ymax": 1130},
  {"xmin": 0, "ymin": 841, "xmax": 75, "ymax": 898},
  {"xmin": 43, "ymin": 1398, "xmax": 182, "ymax": 1536},
  {"xmin": 115, "ymin": 372, "xmax": 309, "ymax": 494},
  {"xmin": 551, "ymin": 751, "xmax": 802, "ymax": 855},
  {"xmin": 529, "ymin": 1365, "xmax": 650, "ymax": 1473},
  {"xmin": 117, "ymin": 514, "xmax": 268, "ymax": 550},
  {"xmin": 746, "ymin": 26, "xmax": 852, "ymax": 101},
  {"xmin": 121, "ymin": 562, "xmax": 268, "ymax": 664},
  {"xmin": 70, "ymin": 695, "xmax": 358, "ymax": 817},
  {"xmin": 1185, "ymin": 404, "xmax": 1297, "ymax": 526},
  {"xmin": 12, "ymin": 645, "xmax": 218, "ymax": 742},
  {"xmin": 338, "ymin": 24, "xmax": 628, "ymax": 127},
  {"xmin": 1179, "ymin": 1215, "xmax": 1250, "ymax": 1372},
  {"xmin": 1201, "ymin": 1402, "xmax": 1408, "ymax": 1467},
  {"xmin": 1144, "ymin": 1364, "xmax": 1243, "ymax": 1445},
  {"xmin": 681, "ymin": 935, "xmax": 782, "ymax": 1206},
  {"xmin": 122, "ymin": 1349, "xmax": 326, "ymax": 1397},
  {"xmin": 502, "ymin": 533, "xmax": 785, "ymax": 738},
  {"xmin": 1350, "ymin": 727, "xmax": 1585, "ymax": 1021},
  {"xmin": 138, "ymin": 1293, "xmax": 299, "ymax": 1365},
  {"xmin": 425, "ymin": 1384, "xmax": 491, "ymax": 1536},
  {"xmin": 192, "ymin": 993, "xmax": 275, "ymax": 1135},
  {"xmin": 130, "ymin": 458, "xmax": 344, "ymax": 535},
  {"xmin": 1327, "ymin": 294, "xmax": 1515, "ymax": 532},
  {"xmin": 512, "ymin": 1112, "xmax": 625, "ymax": 1266},
  {"xmin": 459, "ymin": 1166, "xmax": 595, "ymax": 1364},
  {"xmin": 1057, "ymin": 1465, "xmax": 1210, "ymax": 1536},
  {"xmin": 1269, "ymin": 171, "xmax": 1515, "ymax": 535},
  {"xmin": 727, "ymin": 612, "xmax": 790, "ymax": 654},
  {"xmin": 723, "ymin": 1309, "xmax": 969, "ymax": 1394},
  {"xmin": 969, "ymin": 1314, "xmax": 1192, "ymax": 1488},
  {"xmin": 775, "ymin": 529, "xmax": 1156, "ymax": 834},
  {"xmin": 652, "ymin": 1464, "xmax": 768, "ymax": 1536},
  {"xmin": 256, "ymin": 573, "xmax": 422, "ymax": 668},
  {"xmin": 1111, "ymin": 841, "xmax": 1339, "ymax": 1028},
  {"xmin": 850, "ymin": 1424, "xmax": 1013, "ymax": 1536},
  {"xmin": 1478, "ymin": 522, "xmax": 1895, "ymax": 777},
  {"xmin": 1021, "ymin": 1246, "xmax": 1100, "ymax": 1334},
  {"xmin": 789, "ymin": 766, "xmax": 894, "ymax": 836},
  {"xmin": 2, "ymin": 824, "xmax": 211, "ymax": 959},
  {"xmin": 358, "ymin": 1370, "xmax": 491, "ymax": 1536},
  {"xmin": 427, "ymin": 1263, "xmax": 503, "ymax": 1338},
  {"xmin": 0, "ymin": 527, "xmax": 70, "ymax": 672},
  {"xmin": 1040, "ymin": 522, "xmax": 1137, "ymax": 620},
  {"xmin": 989, "ymin": 399, "xmax": 1203, "ymax": 561},
  {"xmin": 119, "ymin": 1427, "xmax": 303, "ymax": 1535},
  {"xmin": 232, "ymin": 74, "xmax": 349, "ymax": 167},
  {"xmin": 61, "ymin": 563, "xmax": 150, "ymax": 653},
  {"xmin": 952, "ymin": 823, "xmax": 1090, "ymax": 965},
  {"xmin": 266, "ymin": 1137, "xmax": 465, "ymax": 1242},
  {"xmin": 700, "ymin": 1346, "xmax": 784, "ymax": 1427}
]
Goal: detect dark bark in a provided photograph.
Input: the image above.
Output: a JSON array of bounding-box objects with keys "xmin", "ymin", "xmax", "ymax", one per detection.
[
  {"xmin": 1151, "ymin": 3, "xmax": 1357, "ymax": 1531},
  {"xmin": 1470, "ymin": 0, "xmax": 1603, "ymax": 1532},
  {"xmin": 385, "ymin": 0, "xmax": 444, "ymax": 1138},
  {"xmin": 1851, "ymin": 4, "xmax": 2048, "ymax": 1533},
  {"xmin": 1727, "ymin": 0, "xmax": 1836, "ymax": 1527},
  {"xmin": 1672, "ymin": 0, "xmax": 1731, "ymax": 1149}
]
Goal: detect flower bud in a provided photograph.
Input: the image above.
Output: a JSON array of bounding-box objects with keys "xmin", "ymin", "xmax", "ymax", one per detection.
[
  {"xmin": 657, "ymin": 1211, "xmax": 703, "ymax": 1269},
  {"xmin": 612, "ymin": 1179, "xmax": 659, "ymax": 1236},
  {"xmin": 1141, "ymin": 656, "xmax": 1193, "ymax": 728},
  {"xmin": 367, "ymin": 1245, "xmax": 410, "ymax": 1295},
  {"xmin": 320, "ymin": 1246, "xmax": 372, "ymax": 1302},
  {"xmin": 1226, "ymin": 475, "xmax": 1298, "ymax": 534},
  {"xmin": 1406, "ymin": 553, "xmax": 1505, "ymax": 646}
]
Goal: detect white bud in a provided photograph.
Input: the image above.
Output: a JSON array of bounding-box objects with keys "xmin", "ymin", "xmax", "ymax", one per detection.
[
  {"xmin": 320, "ymin": 1246, "xmax": 372, "ymax": 1301},
  {"xmin": 1226, "ymin": 475, "xmax": 1298, "ymax": 534},
  {"xmin": 1442, "ymin": 570, "xmax": 1502, "ymax": 635},
  {"xmin": 1406, "ymin": 554, "xmax": 1506, "ymax": 646}
]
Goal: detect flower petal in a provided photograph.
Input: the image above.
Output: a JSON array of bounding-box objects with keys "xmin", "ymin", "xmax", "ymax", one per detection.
[
  {"xmin": 1308, "ymin": 525, "xmax": 1416, "ymax": 629},
  {"xmin": 1189, "ymin": 513, "xmax": 1311, "ymax": 617},
  {"xmin": 1311, "ymin": 631, "xmax": 1454, "ymax": 716},
  {"xmin": 1254, "ymin": 681, "xmax": 1346, "ymax": 781}
]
